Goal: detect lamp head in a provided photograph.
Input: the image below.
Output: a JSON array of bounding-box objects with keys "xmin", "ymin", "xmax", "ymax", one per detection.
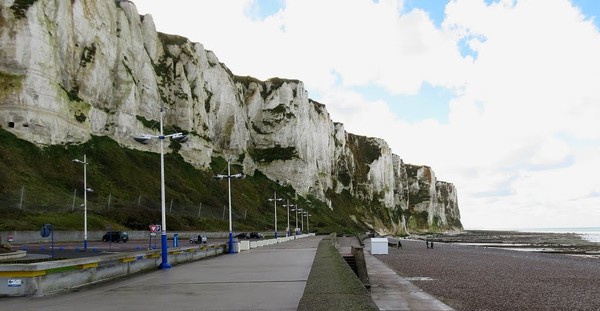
[
  {"xmin": 171, "ymin": 133, "xmax": 188, "ymax": 143},
  {"xmin": 134, "ymin": 135, "xmax": 152, "ymax": 144}
]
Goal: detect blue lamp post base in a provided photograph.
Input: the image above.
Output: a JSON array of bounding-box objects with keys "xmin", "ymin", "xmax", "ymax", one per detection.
[
  {"xmin": 229, "ymin": 231, "xmax": 234, "ymax": 254},
  {"xmin": 159, "ymin": 233, "xmax": 171, "ymax": 269}
]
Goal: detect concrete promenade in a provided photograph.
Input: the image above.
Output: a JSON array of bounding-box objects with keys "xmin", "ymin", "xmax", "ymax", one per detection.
[
  {"xmin": 363, "ymin": 246, "xmax": 454, "ymax": 310},
  {"xmin": 1, "ymin": 236, "xmax": 323, "ymax": 311},
  {"xmin": 338, "ymin": 237, "xmax": 454, "ymax": 311}
]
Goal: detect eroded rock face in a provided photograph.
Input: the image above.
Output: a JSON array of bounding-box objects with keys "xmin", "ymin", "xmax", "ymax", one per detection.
[{"xmin": 0, "ymin": 0, "xmax": 462, "ymax": 233}]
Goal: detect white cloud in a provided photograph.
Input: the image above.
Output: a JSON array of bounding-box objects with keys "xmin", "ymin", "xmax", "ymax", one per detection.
[{"xmin": 134, "ymin": 0, "xmax": 600, "ymax": 229}]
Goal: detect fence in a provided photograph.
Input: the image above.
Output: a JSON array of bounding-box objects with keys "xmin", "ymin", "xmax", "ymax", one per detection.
[{"xmin": 0, "ymin": 186, "xmax": 252, "ymax": 221}]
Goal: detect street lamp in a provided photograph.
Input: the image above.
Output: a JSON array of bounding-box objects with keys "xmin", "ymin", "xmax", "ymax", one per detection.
[
  {"xmin": 73, "ymin": 155, "xmax": 92, "ymax": 251},
  {"xmin": 292, "ymin": 206, "xmax": 302, "ymax": 237},
  {"xmin": 300, "ymin": 210, "xmax": 305, "ymax": 233},
  {"xmin": 282, "ymin": 200, "xmax": 294, "ymax": 237},
  {"xmin": 134, "ymin": 107, "xmax": 185, "ymax": 269},
  {"xmin": 213, "ymin": 158, "xmax": 244, "ymax": 254},
  {"xmin": 268, "ymin": 192, "xmax": 283, "ymax": 239}
]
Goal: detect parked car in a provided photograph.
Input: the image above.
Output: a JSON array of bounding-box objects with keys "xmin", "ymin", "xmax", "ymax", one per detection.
[
  {"xmin": 235, "ymin": 232, "xmax": 250, "ymax": 239},
  {"xmin": 190, "ymin": 234, "xmax": 207, "ymax": 244},
  {"xmin": 102, "ymin": 231, "xmax": 128, "ymax": 242},
  {"xmin": 249, "ymin": 232, "xmax": 264, "ymax": 239}
]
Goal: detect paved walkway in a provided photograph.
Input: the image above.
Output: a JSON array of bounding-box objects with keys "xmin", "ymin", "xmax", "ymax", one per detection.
[
  {"xmin": 1, "ymin": 236, "xmax": 323, "ymax": 311},
  {"xmin": 338, "ymin": 237, "xmax": 454, "ymax": 311}
]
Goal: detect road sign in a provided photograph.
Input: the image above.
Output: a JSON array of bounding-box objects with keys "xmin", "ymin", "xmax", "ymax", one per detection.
[
  {"xmin": 8, "ymin": 279, "xmax": 22, "ymax": 287},
  {"xmin": 40, "ymin": 224, "xmax": 53, "ymax": 237},
  {"xmin": 149, "ymin": 224, "xmax": 161, "ymax": 233}
]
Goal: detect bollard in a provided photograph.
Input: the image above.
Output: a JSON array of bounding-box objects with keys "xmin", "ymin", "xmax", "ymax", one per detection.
[{"xmin": 173, "ymin": 234, "xmax": 179, "ymax": 247}]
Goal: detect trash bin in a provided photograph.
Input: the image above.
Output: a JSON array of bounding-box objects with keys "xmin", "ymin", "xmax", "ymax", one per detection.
[
  {"xmin": 173, "ymin": 233, "xmax": 179, "ymax": 247},
  {"xmin": 231, "ymin": 238, "xmax": 239, "ymax": 253}
]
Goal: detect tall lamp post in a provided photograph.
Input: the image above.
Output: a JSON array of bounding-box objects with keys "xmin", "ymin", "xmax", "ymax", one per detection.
[
  {"xmin": 300, "ymin": 209, "xmax": 305, "ymax": 233},
  {"xmin": 73, "ymin": 155, "xmax": 92, "ymax": 251},
  {"xmin": 282, "ymin": 200, "xmax": 294, "ymax": 237},
  {"xmin": 214, "ymin": 158, "xmax": 244, "ymax": 254},
  {"xmin": 134, "ymin": 107, "xmax": 185, "ymax": 269},
  {"xmin": 292, "ymin": 206, "xmax": 302, "ymax": 237},
  {"xmin": 268, "ymin": 192, "xmax": 283, "ymax": 239}
]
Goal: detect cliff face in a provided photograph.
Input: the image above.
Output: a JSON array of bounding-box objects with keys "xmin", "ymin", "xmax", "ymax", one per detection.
[{"xmin": 0, "ymin": 0, "xmax": 462, "ymax": 234}]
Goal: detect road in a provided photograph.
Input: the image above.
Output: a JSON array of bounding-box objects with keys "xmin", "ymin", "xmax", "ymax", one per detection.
[{"xmin": 11, "ymin": 238, "xmax": 229, "ymax": 259}]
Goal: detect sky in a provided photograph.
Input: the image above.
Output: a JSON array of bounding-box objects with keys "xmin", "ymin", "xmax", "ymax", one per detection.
[{"xmin": 133, "ymin": 0, "xmax": 600, "ymax": 230}]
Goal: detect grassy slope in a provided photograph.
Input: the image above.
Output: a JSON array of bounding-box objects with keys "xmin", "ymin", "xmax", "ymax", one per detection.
[{"xmin": 0, "ymin": 127, "xmax": 369, "ymax": 234}]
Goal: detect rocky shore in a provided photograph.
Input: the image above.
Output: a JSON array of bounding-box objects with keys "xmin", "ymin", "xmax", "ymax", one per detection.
[
  {"xmin": 375, "ymin": 231, "xmax": 600, "ymax": 310},
  {"xmin": 420, "ymin": 230, "xmax": 600, "ymax": 255}
]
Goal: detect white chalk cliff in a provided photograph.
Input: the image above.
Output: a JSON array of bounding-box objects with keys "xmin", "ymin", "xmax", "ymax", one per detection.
[{"xmin": 0, "ymin": 0, "xmax": 461, "ymax": 234}]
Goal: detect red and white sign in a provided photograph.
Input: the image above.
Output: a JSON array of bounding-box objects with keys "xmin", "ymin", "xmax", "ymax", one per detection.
[{"xmin": 149, "ymin": 224, "xmax": 161, "ymax": 233}]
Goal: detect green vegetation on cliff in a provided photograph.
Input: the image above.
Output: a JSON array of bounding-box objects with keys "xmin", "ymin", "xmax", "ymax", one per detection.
[{"xmin": 0, "ymin": 127, "xmax": 374, "ymax": 234}]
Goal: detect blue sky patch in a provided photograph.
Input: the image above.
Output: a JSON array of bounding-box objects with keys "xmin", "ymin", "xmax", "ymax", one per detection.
[
  {"xmin": 351, "ymin": 82, "xmax": 454, "ymax": 124},
  {"xmin": 245, "ymin": 0, "xmax": 286, "ymax": 21},
  {"xmin": 401, "ymin": 0, "xmax": 448, "ymax": 27},
  {"xmin": 571, "ymin": 0, "xmax": 600, "ymax": 28},
  {"xmin": 457, "ymin": 33, "xmax": 486, "ymax": 59}
]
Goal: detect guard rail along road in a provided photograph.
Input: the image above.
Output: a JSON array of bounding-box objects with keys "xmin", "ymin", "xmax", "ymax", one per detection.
[{"xmin": 0, "ymin": 233, "xmax": 314, "ymax": 297}]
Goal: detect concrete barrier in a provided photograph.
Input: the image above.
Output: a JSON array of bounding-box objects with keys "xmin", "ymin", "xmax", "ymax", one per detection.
[
  {"xmin": 239, "ymin": 240, "xmax": 250, "ymax": 251},
  {"xmin": 250, "ymin": 241, "xmax": 258, "ymax": 249},
  {"xmin": 0, "ymin": 250, "xmax": 26, "ymax": 261},
  {"xmin": 0, "ymin": 244, "xmax": 226, "ymax": 297}
]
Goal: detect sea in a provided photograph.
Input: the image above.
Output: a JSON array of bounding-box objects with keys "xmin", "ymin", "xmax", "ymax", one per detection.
[{"xmin": 515, "ymin": 227, "xmax": 600, "ymax": 243}]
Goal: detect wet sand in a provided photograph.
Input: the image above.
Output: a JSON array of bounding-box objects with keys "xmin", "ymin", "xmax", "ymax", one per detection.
[{"xmin": 375, "ymin": 233, "xmax": 600, "ymax": 311}]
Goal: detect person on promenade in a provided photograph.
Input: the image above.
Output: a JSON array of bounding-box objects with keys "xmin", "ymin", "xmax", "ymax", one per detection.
[
  {"xmin": 397, "ymin": 240, "xmax": 402, "ymax": 249},
  {"xmin": 430, "ymin": 241, "xmax": 434, "ymax": 249},
  {"xmin": 426, "ymin": 240, "xmax": 430, "ymax": 249}
]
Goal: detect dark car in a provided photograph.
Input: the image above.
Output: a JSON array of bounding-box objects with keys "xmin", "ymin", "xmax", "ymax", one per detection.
[
  {"xmin": 102, "ymin": 231, "xmax": 128, "ymax": 242},
  {"xmin": 235, "ymin": 232, "xmax": 250, "ymax": 239},
  {"xmin": 249, "ymin": 232, "xmax": 264, "ymax": 239}
]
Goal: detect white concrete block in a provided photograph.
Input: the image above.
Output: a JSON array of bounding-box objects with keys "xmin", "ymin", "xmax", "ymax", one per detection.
[
  {"xmin": 371, "ymin": 238, "xmax": 388, "ymax": 254},
  {"xmin": 240, "ymin": 240, "xmax": 250, "ymax": 251}
]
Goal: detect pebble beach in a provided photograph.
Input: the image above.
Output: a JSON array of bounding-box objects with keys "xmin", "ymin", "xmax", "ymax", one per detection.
[{"xmin": 374, "ymin": 232, "xmax": 600, "ymax": 311}]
